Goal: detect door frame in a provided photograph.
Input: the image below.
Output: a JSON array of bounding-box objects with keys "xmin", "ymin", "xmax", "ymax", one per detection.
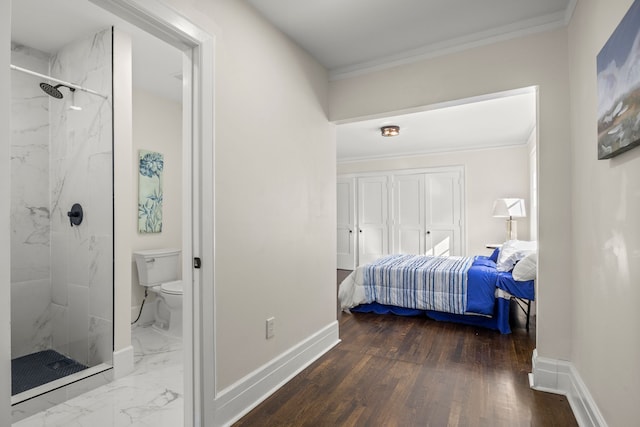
[
  {"xmin": 86, "ymin": 1, "xmax": 215, "ymax": 425},
  {"xmin": 1, "ymin": 0, "xmax": 214, "ymax": 422}
]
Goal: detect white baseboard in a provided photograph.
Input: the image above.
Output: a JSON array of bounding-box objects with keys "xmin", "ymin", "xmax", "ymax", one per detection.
[
  {"xmin": 113, "ymin": 345, "xmax": 134, "ymax": 379},
  {"xmin": 530, "ymin": 349, "xmax": 607, "ymax": 427},
  {"xmin": 213, "ymin": 321, "xmax": 340, "ymax": 427}
]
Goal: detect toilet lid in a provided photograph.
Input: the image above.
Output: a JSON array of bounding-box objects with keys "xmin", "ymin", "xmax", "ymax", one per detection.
[{"xmin": 161, "ymin": 280, "xmax": 183, "ymax": 295}]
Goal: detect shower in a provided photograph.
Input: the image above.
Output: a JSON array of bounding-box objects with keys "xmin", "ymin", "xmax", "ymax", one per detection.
[{"xmin": 9, "ymin": 28, "xmax": 113, "ymax": 418}]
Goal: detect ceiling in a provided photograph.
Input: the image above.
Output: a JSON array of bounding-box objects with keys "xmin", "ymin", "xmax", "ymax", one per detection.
[
  {"xmin": 246, "ymin": 0, "xmax": 568, "ymax": 161},
  {"xmin": 11, "ymin": 1, "xmax": 570, "ymax": 160},
  {"xmin": 11, "ymin": 0, "xmax": 183, "ymax": 103},
  {"xmin": 247, "ymin": 0, "xmax": 574, "ymax": 79},
  {"xmin": 337, "ymin": 90, "xmax": 536, "ymax": 162}
]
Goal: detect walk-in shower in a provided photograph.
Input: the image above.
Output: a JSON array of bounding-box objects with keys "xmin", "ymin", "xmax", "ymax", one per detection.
[{"xmin": 9, "ymin": 27, "xmax": 113, "ymax": 416}]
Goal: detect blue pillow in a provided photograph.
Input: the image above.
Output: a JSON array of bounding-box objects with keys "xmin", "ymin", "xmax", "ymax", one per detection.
[
  {"xmin": 473, "ymin": 257, "xmax": 497, "ymax": 269},
  {"xmin": 489, "ymin": 247, "xmax": 500, "ymax": 263}
]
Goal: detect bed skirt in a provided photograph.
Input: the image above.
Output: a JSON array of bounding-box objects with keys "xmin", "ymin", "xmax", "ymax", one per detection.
[{"xmin": 350, "ymin": 296, "xmax": 512, "ymax": 334}]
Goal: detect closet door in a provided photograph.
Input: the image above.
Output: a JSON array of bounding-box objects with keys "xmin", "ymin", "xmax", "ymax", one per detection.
[
  {"xmin": 336, "ymin": 178, "xmax": 356, "ymax": 270},
  {"xmin": 393, "ymin": 174, "xmax": 424, "ymax": 255},
  {"xmin": 425, "ymin": 172, "xmax": 462, "ymax": 256},
  {"xmin": 357, "ymin": 176, "xmax": 389, "ymax": 266}
]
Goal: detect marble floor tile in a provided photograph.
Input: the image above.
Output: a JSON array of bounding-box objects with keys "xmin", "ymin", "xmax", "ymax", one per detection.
[{"xmin": 13, "ymin": 326, "xmax": 184, "ymax": 427}]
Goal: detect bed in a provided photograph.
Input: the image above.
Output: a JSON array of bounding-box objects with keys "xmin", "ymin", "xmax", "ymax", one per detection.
[{"xmin": 338, "ymin": 244, "xmax": 536, "ymax": 334}]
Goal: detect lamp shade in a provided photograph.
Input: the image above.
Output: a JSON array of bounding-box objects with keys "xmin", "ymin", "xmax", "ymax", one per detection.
[{"xmin": 492, "ymin": 198, "xmax": 526, "ymax": 218}]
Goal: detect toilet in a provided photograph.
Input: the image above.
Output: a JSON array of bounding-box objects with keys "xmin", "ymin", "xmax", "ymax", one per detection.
[{"xmin": 133, "ymin": 248, "xmax": 183, "ymax": 337}]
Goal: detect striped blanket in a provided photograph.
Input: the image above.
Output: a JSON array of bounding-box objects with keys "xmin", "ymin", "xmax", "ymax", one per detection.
[{"xmin": 363, "ymin": 254, "xmax": 474, "ymax": 314}]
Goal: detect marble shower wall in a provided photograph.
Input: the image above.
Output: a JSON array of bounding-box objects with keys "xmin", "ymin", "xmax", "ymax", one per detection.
[
  {"xmin": 10, "ymin": 29, "xmax": 113, "ymax": 366},
  {"xmin": 49, "ymin": 28, "xmax": 113, "ymax": 367},
  {"xmin": 10, "ymin": 44, "xmax": 53, "ymax": 358}
]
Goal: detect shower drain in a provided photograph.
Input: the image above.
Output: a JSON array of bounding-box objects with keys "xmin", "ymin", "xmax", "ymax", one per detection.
[{"xmin": 46, "ymin": 358, "xmax": 75, "ymax": 370}]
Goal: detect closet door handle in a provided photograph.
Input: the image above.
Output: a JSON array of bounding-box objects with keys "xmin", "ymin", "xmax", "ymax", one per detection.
[{"xmin": 426, "ymin": 231, "xmax": 431, "ymax": 235}]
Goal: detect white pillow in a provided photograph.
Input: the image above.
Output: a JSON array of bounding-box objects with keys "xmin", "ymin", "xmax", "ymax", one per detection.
[
  {"xmin": 512, "ymin": 252, "xmax": 537, "ymax": 281},
  {"xmin": 496, "ymin": 240, "xmax": 537, "ymax": 272}
]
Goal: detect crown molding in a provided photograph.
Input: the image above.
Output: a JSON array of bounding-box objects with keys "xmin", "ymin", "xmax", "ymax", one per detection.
[
  {"xmin": 337, "ymin": 140, "xmax": 529, "ymax": 165},
  {"xmin": 564, "ymin": 0, "xmax": 578, "ymax": 24},
  {"xmin": 330, "ymin": 10, "xmax": 569, "ymax": 81}
]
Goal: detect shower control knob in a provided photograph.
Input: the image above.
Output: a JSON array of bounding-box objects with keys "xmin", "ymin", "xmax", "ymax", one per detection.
[{"xmin": 67, "ymin": 203, "xmax": 84, "ymax": 227}]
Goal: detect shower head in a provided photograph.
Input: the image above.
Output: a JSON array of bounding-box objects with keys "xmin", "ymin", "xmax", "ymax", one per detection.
[
  {"xmin": 39, "ymin": 82, "xmax": 76, "ymax": 99},
  {"xmin": 39, "ymin": 82, "xmax": 81, "ymax": 110},
  {"xmin": 39, "ymin": 82, "xmax": 64, "ymax": 99}
]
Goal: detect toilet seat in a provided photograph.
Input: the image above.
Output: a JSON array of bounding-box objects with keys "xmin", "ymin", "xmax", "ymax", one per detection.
[{"xmin": 160, "ymin": 280, "xmax": 183, "ymax": 295}]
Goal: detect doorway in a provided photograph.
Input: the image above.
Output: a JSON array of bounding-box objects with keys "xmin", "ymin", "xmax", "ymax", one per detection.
[{"xmin": 2, "ymin": 0, "xmax": 215, "ymax": 425}]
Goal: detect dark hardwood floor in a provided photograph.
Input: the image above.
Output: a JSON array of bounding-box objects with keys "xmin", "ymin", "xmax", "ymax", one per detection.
[{"xmin": 234, "ymin": 270, "xmax": 577, "ymax": 426}]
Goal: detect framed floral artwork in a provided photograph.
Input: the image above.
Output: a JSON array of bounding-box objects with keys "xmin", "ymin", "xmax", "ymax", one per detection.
[{"xmin": 138, "ymin": 150, "xmax": 164, "ymax": 233}]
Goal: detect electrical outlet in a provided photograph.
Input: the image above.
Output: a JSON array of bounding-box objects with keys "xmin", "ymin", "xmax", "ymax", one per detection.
[{"xmin": 266, "ymin": 317, "xmax": 275, "ymax": 339}]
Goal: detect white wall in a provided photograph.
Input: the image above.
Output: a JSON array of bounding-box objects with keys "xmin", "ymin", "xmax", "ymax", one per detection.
[
  {"xmin": 338, "ymin": 145, "xmax": 531, "ymax": 256},
  {"xmin": 130, "ymin": 88, "xmax": 182, "ymax": 322},
  {"xmin": 330, "ymin": 29, "xmax": 573, "ymax": 362},
  {"xmin": 567, "ymin": 0, "xmax": 640, "ymax": 424},
  {"xmin": 166, "ymin": 0, "xmax": 336, "ymax": 392}
]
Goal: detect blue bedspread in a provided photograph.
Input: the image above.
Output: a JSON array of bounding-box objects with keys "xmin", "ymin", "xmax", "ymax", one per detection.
[
  {"xmin": 348, "ymin": 254, "xmax": 534, "ymax": 334},
  {"xmin": 466, "ymin": 256, "xmax": 500, "ymax": 315},
  {"xmin": 362, "ymin": 254, "xmax": 499, "ymax": 316},
  {"xmin": 363, "ymin": 254, "xmax": 474, "ymax": 314}
]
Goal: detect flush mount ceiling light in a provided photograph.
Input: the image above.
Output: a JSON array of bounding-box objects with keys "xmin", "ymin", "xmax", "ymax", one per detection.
[{"xmin": 380, "ymin": 125, "xmax": 400, "ymax": 137}]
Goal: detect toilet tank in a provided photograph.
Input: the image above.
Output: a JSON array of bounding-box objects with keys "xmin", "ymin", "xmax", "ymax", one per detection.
[{"xmin": 133, "ymin": 248, "xmax": 181, "ymax": 286}]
